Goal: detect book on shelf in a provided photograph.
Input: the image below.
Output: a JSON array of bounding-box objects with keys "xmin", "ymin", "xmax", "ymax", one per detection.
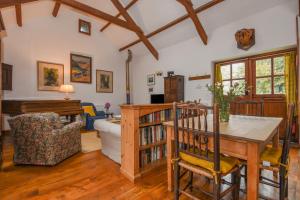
[
  {"xmin": 140, "ymin": 144, "xmax": 167, "ymax": 168},
  {"xmin": 139, "ymin": 109, "xmax": 172, "ymax": 124},
  {"xmin": 139, "ymin": 125, "xmax": 166, "ymax": 146}
]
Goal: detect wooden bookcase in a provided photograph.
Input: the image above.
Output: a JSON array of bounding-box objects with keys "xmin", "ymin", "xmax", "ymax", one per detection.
[{"xmin": 120, "ymin": 103, "xmax": 173, "ymax": 182}]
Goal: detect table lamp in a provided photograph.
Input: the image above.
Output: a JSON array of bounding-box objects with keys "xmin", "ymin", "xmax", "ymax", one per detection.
[{"xmin": 60, "ymin": 84, "xmax": 74, "ymax": 100}]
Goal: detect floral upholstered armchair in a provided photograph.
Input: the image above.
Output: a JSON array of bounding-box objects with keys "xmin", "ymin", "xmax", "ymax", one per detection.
[{"xmin": 8, "ymin": 113, "xmax": 82, "ymax": 166}]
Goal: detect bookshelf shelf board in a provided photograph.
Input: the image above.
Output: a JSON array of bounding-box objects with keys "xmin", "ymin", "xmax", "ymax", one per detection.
[
  {"xmin": 139, "ymin": 140, "xmax": 167, "ymax": 151},
  {"xmin": 140, "ymin": 159, "xmax": 166, "ymax": 175},
  {"xmin": 139, "ymin": 122, "xmax": 162, "ymax": 128}
]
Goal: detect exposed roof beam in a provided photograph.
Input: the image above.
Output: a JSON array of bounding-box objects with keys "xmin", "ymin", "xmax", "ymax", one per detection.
[
  {"xmin": 15, "ymin": 3, "xmax": 22, "ymax": 27},
  {"xmin": 177, "ymin": 0, "xmax": 207, "ymax": 45},
  {"xmin": 52, "ymin": 0, "xmax": 61, "ymax": 17},
  {"xmin": 0, "ymin": 0, "xmax": 38, "ymax": 8},
  {"xmin": 119, "ymin": 0, "xmax": 223, "ymax": 51},
  {"xmin": 111, "ymin": 0, "xmax": 158, "ymax": 60},
  {"xmin": 59, "ymin": 0, "xmax": 139, "ymax": 32},
  {"xmin": 0, "ymin": 11, "xmax": 6, "ymax": 38},
  {"xmin": 100, "ymin": 0, "xmax": 138, "ymax": 32}
]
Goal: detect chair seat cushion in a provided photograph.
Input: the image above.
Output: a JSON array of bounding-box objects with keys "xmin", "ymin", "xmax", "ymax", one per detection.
[
  {"xmin": 83, "ymin": 106, "xmax": 96, "ymax": 117},
  {"xmin": 260, "ymin": 146, "xmax": 282, "ymax": 165},
  {"xmin": 179, "ymin": 152, "xmax": 239, "ymax": 174}
]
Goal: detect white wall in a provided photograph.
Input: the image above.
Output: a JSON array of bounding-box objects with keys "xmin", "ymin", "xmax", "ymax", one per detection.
[
  {"xmin": 131, "ymin": 1, "xmax": 297, "ymax": 105},
  {"xmin": 2, "ymin": 2, "xmax": 126, "ymax": 129}
]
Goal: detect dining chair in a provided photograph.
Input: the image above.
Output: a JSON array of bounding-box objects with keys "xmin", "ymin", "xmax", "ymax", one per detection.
[
  {"xmin": 259, "ymin": 103, "xmax": 295, "ymax": 200},
  {"xmin": 233, "ymin": 99, "xmax": 264, "ymax": 116},
  {"xmin": 172, "ymin": 102, "xmax": 241, "ymax": 200}
]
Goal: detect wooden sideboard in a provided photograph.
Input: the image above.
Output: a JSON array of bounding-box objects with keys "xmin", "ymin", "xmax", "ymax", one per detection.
[
  {"xmin": 120, "ymin": 103, "xmax": 173, "ymax": 182},
  {"xmin": 2, "ymin": 100, "xmax": 83, "ymax": 122}
]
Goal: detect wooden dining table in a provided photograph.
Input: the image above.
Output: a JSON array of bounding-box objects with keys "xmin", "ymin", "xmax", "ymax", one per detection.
[{"xmin": 163, "ymin": 115, "xmax": 283, "ymax": 200}]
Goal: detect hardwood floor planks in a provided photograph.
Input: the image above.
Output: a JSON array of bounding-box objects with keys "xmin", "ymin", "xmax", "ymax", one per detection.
[{"xmin": 0, "ymin": 134, "xmax": 299, "ymax": 200}]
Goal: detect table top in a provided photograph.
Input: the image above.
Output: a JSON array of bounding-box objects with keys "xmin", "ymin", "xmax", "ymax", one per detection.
[{"xmin": 163, "ymin": 115, "xmax": 283, "ymax": 143}]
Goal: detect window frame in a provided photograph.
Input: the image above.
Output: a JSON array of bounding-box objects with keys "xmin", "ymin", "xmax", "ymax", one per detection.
[
  {"xmin": 252, "ymin": 53, "xmax": 287, "ymax": 98},
  {"xmin": 214, "ymin": 48, "xmax": 297, "ymax": 100}
]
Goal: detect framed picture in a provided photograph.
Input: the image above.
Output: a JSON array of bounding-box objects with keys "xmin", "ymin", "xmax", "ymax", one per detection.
[
  {"xmin": 70, "ymin": 54, "xmax": 92, "ymax": 83},
  {"xmin": 79, "ymin": 19, "xmax": 91, "ymax": 35},
  {"xmin": 96, "ymin": 70, "xmax": 113, "ymax": 93},
  {"xmin": 37, "ymin": 61, "xmax": 64, "ymax": 91},
  {"xmin": 147, "ymin": 74, "xmax": 155, "ymax": 86}
]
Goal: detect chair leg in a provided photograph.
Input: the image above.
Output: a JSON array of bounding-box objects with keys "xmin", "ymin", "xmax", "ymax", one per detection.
[
  {"xmin": 174, "ymin": 162, "xmax": 180, "ymax": 200},
  {"xmin": 232, "ymin": 170, "xmax": 241, "ymax": 200},
  {"xmin": 279, "ymin": 174, "xmax": 285, "ymax": 200},
  {"xmin": 188, "ymin": 171, "xmax": 193, "ymax": 191},
  {"xmin": 213, "ymin": 176, "xmax": 221, "ymax": 200},
  {"xmin": 285, "ymin": 177, "xmax": 288, "ymax": 198}
]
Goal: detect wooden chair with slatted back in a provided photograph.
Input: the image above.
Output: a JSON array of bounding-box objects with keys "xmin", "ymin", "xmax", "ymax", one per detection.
[
  {"xmin": 259, "ymin": 103, "xmax": 295, "ymax": 200},
  {"xmin": 233, "ymin": 98, "xmax": 264, "ymax": 116},
  {"xmin": 172, "ymin": 102, "xmax": 241, "ymax": 200}
]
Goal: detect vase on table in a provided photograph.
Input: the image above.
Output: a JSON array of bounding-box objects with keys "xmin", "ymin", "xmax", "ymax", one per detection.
[{"xmin": 220, "ymin": 103, "xmax": 230, "ymax": 122}]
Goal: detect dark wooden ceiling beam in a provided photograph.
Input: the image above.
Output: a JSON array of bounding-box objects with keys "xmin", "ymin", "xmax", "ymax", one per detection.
[
  {"xmin": 59, "ymin": 0, "xmax": 139, "ymax": 32},
  {"xmin": 111, "ymin": 0, "xmax": 159, "ymax": 60},
  {"xmin": 119, "ymin": 0, "xmax": 223, "ymax": 51},
  {"xmin": 100, "ymin": 0, "xmax": 138, "ymax": 32},
  {"xmin": 177, "ymin": 0, "xmax": 207, "ymax": 45},
  {"xmin": 15, "ymin": 3, "xmax": 22, "ymax": 26},
  {"xmin": 0, "ymin": 0, "xmax": 38, "ymax": 8},
  {"xmin": 0, "ymin": 11, "xmax": 6, "ymax": 38},
  {"xmin": 52, "ymin": 0, "xmax": 61, "ymax": 17}
]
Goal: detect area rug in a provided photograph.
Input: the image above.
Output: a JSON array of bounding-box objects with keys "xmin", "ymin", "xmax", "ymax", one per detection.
[{"xmin": 81, "ymin": 131, "xmax": 102, "ymax": 153}]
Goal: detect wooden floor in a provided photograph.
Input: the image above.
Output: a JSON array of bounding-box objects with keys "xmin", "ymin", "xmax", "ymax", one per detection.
[{"xmin": 0, "ymin": 134, "xmax": 300, "ymax": 200}]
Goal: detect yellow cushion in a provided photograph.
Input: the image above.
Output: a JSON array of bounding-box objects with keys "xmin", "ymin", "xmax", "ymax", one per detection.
[
  {"xmin": 260, "ymin": 146, "xmax": 282, "ymax": 165},
  {"xmin": 82, "ymin": 106, "xmax": 96, "ymax": 117},
  {"xmin": 179, "ymin": 152, "xmax": 239, "ymax": 174}
]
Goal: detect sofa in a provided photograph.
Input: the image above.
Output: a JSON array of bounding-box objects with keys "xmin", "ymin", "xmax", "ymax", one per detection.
[
  {"xmin": 8, "ymin": 113, "xmax": 82, "ymax": 166},
  {"xmin": 94, "ymin": 119, "xmax": 121, "ymax": 164},
  {"xmin": 81, "ymin": 102, "xmax": 106, "ymax": 130}
]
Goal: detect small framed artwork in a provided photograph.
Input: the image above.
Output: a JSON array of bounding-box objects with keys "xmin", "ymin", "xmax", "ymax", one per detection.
[
  {"xmin": 79, "ymin": 19, "xmax": 91, "ymax": 35},
  {"xmin": 70, "ymin": 53, "xmax": 92, "ymax": 84},
  {"xmin": 149, "ymin": 87, "xmax": 153, "ymax": 93},
  {"xmin": 37, "ymin": 61, "xmax": 64, "ymax": 91},
  {"xmin": 96, "ymin": 70, "xmax": 113, "ymax": 93},
  {"xmin": 147, "ymin": 74, "xmax": 155, "ymax": 86}
]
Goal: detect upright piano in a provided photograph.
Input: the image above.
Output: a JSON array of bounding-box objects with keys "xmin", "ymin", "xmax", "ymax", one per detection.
[{"xmin": 2, "ymin": 100, "xmax": 83, "ymax": 122}]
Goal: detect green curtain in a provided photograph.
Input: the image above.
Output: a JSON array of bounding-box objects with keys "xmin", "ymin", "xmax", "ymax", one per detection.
[
  {"xmin": 284, "ymin": 52, "xmax": 297, "ymax": 114},
  {"xmin": 215, "ymin": 63, "xmax": 222, "ymax": 83}
]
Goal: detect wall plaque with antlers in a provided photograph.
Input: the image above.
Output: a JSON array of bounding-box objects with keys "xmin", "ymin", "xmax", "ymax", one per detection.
[{"xmin": 235, "ymin": 28, "xmax": 255, "ymax": 50}]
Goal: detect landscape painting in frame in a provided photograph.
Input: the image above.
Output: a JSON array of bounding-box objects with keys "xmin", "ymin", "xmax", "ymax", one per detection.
[
  {"xmin": 96, "ymin": 70, "xmax": 113, "ymax": 93},
  {"xmin": 37, "ymin": 61, "xmax": 64, "ymax": 91},
  {"xmin": 70, "ymin": 54, "xmax": 92, "ymax": 83}
]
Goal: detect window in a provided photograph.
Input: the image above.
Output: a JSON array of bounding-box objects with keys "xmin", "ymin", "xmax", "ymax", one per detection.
[
  {"xmin": 255, "ymin": 56, "xmax": 285, "ymax": 95},
  {"xmin": 220, "ymin": 61, "xmax": 246, "ymax": 95},
  {"xmin": 215, "ymin": 49, "xmax": 295, "ymax": 98}
]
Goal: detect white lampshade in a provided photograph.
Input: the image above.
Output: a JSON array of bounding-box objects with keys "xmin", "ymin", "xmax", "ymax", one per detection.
[{"xmin": 60, "ymin": 84, "xmax": 74, "ymax": 93}]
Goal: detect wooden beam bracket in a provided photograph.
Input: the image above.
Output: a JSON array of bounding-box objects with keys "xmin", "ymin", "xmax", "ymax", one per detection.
[{"xmin": 52, "ymin": 0, "xmax": 61, "ymax": 17}]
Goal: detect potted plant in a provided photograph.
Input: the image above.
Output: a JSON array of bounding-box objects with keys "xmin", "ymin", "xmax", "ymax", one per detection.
[{"xmin": 207, "ymin": 82, "xmax": 245, "ymax": 122}]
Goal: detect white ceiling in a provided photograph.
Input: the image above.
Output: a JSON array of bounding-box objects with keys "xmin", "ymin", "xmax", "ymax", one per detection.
[{"xmin": 1, "ymin": 0, "xmax": 293, "ymax": 56}]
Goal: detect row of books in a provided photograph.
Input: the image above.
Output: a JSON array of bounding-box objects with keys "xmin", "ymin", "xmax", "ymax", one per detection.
[
  {"xmin": 140, "ymin": 145, "xmax": 167, "ymax": 168},
  {"xmin": 140, "ymin": 125, "xmax": 166, "ymax": 146},
  {"xmin": 139, "ymin": 109, "xmax": 172, "ymax": 124}
]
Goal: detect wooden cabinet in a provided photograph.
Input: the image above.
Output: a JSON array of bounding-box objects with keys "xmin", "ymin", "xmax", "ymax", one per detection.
[
  {"xmin": 164, "ymin": 75, "xmax": 184, "ymax": 103},
  {"xmin": 2, "ymin": 63, "xmax": 12, "ymax": 91}
]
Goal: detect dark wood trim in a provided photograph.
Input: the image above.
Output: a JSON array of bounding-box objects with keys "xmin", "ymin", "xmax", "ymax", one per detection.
[
  {"xmin": 70, "ymin": 53, "xmax": 92, "ymax": 84},
  {"xmin": 52, "ymin": 0, "xmax": 61, "ymax": 17},
  {"xmin": 100, "ymin": 0, "xmax": 138, "ymax": 32},
  {"xmin": 188, "ymin": 75, "xmax": 211, "ymax": 81},
  {"xmin": 111, "ymin": 0, "xmax": 159, "ymax": 60},
  {"xmin": 59, "ymin": 0, "xmax": 139, "ymax": 33},
  {"xmin": 177, "ymin": 0, "xmax": 208, "ymax": 45},
  {"xmin": 78, "ymin": 19, "xmax": 91, "ymax": 36},
  {"xmin": 119, "ymin": 0, "xmax": 224, "ymax": 51},
  {"xmin": 0, "ymin": 0, "xmax": 39, "ymax": 8},
  {"xmin": 0, "ymin": 11, "xmax": 5, "ymax": 33},
  {"xmin": 15, "ymin": 3, "xmax": 22, "ymax": 27}
]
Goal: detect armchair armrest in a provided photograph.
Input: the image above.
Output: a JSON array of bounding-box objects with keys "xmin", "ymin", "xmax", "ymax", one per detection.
[{"xmin": 96, "ymin": 110, "xmax": 105, "ymax": 117}]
